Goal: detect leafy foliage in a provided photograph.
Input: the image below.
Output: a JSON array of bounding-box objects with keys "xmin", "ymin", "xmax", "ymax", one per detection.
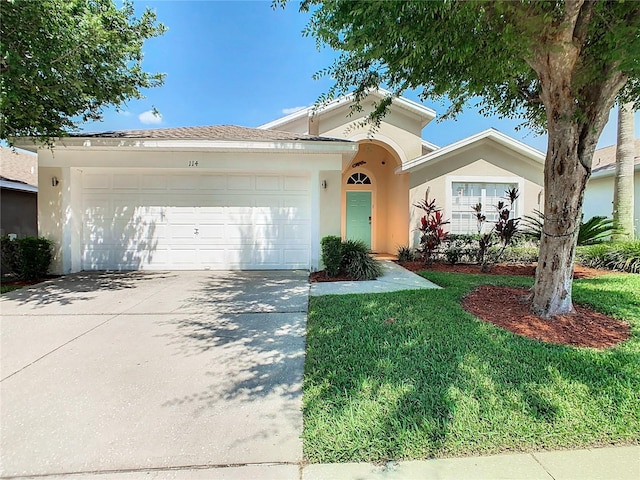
[
  {"xmin": 523, "ymin": 211, "xmax": 617, "ymax": 246},
  {"xmin": 0, "ymin": 0, "xmax": 166, "ymax": 143},
  {"xmin": 396, "ymin": 245, "xmax": 417, "ymax": 263},
  {"xmin": 321, "ymin": 235, "xmax": 342, "ymax": 277},
  {"xmin": 577, "ymin": 241, "xmax": 640, "ymax": 274},
  {"xmin": 578, "ymin": 216, "xmax": 617, "ymax": 246},
  {"xmin": 1, "ymin": 236, "xmax": 54, "ymax": 280},
  {"xmin": 472, "ymin": 188, "xmax": 520, "ymax": 271},
  {"xmin": 340, "ymin": 239, "xmax": 382, "ymax": 280},
  {"xmin": 414, "ymin": 188, "xmax": 449, "ymax": 264}
]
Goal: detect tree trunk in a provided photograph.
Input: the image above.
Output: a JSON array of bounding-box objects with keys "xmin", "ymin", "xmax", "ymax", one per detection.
[
  {"xmin": 612, "ymin": 101, "xmax": 636, "ymax": 241},
  {"xmin": 531, "ymin": 123, "xmax": 591, "ymax": 317}
]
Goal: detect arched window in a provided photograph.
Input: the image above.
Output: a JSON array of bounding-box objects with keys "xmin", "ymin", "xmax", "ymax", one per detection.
[{"xmin": 347, "ymin": 172, "xmax": 371, "ymax": 185}]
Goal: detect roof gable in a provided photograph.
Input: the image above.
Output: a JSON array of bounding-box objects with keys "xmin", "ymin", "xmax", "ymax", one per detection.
[
  {"xmin": 259, "ymin": 89, "xmax": 436, "ymax": 133},
  {"xmin": 399, "ymin": 129, "xmax": 545, "ymax": 173}
]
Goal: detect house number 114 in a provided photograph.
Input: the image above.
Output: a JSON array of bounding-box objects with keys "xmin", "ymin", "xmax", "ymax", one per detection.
[{"xmin": 188, "ymin": 160, "xmax": 199, "ymax": 167}]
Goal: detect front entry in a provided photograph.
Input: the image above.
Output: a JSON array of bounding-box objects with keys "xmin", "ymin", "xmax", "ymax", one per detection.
[{"xmin": 346, "ymin": 191, "xmax": 372, "ymax": 249}]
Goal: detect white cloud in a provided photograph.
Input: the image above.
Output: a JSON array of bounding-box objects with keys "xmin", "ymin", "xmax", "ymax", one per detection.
[
  {"xmin": 138, "ymin": 110, "xmax": 163, "ymax": 125},
  {"xmin": 118, "ymin": 110, "xmax": 132, "ymax": 117},
  {"xmin": 282, "ymin": 106, "xmax": 307, "ymax": 115}
]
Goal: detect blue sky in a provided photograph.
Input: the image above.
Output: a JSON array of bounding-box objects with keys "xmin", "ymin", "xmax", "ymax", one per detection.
[{"xmin": 82, "ymin": 0, "xmax": 639, "ymax": 152}]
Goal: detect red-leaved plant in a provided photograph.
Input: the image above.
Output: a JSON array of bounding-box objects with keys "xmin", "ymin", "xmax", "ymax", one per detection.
[
  {"xmin": 415, "ymin": 188, "xmax": 450, "ymax": 264},
  {"xmin": 473, "ymin": 187, "xmax": 520, "ymax": 272}
]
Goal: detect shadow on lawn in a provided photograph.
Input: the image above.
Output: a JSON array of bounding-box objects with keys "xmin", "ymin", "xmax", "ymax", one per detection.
[{"xmin": 304, "ymin": 286, "xmax": 640, "ymax": 462}]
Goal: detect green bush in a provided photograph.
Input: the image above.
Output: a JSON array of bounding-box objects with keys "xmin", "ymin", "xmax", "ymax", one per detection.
[
  {"xmin": 340, "ymin": 239, "xmax": 383, "ymax": 280},
  {"xmin": 1, "ymin": 236, "xmax": 54, "ymax": 280},
  {"xmin": 397, "ymin": 245, "xmax": 417, "ymax": 262},
  {"xmin": 321, "ymin": 235, "xmax": 342, "ymax": 277},
  {"xmin": 576, "ymin": 241, "xmax": 640, "ymax": 273}
]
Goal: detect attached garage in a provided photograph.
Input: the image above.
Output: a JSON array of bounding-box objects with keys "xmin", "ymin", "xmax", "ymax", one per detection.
[
  {"xmin": 81, "ymin": 171, "xmax": 311, "ymax": 270},
  {"xmin": 26, "ymin": 126, "xmax": 357, "ymax": 274}
]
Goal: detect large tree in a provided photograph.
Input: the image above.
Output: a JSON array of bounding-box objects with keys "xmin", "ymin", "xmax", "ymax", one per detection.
[
  {"xmin": 612, "ymin": 102, "xmax": 636, "ymax": 241},
  {"xmin": 287, "ymin": 0, "xmax": 640, "ymax": 317},
  {"xmin": 0, "ymin": 0, "xmax": 166, "ymax": 143}
]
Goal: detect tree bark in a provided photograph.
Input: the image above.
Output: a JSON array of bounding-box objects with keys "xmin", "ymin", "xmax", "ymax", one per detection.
[{"xmin": 612, "ymin": 102, "xmax": 636, "ymax": 241}]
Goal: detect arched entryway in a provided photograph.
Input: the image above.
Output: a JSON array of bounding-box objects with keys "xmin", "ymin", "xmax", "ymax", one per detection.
[{"xmin": 342, "ymin": 140, "xmax": 409, "ymax": 254}]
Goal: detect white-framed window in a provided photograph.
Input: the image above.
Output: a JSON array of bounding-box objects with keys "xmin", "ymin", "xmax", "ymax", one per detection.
[
  {"xmin": 447, "ymin": 176, "xmax": 522, "ymax": 234},
  {"xmin": 347, "ymin": 172, "xmax": 372, "ymax": 185}
]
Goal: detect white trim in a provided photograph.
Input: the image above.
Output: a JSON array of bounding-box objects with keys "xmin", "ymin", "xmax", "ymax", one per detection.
[
  {"xmin": 590, "ymin": 162, "xmax": 640, "ymax": 179},
  {"xmin": 259, "ymin": 89, "xmax": 437, "ymax": 131},
  {"xmin": 347, "ymin": 132, "xmax": 409, "ymax": 166},
  {"xmin": 421, "ymin": 140, "xmax": 440, "ymax": 152},
  {"xmin": 398, "ymin": 129, "xmax": 545, "ymax": 173},
  {"xmin": 445, "ymin": 175, "xmax": 524, "ymax": 233},
  {"xmin": 0, "ymin": 179, "xmax": 38, "ymax": 192}
]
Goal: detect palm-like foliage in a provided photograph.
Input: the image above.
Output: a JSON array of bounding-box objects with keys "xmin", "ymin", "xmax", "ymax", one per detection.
[{"xmin": 522, "ymin": 211, "xmax": 616, "ymax": 246}]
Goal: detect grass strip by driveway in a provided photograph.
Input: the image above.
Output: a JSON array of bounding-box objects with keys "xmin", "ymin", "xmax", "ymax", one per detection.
[{"xmin": 304, "ymin": 272, "xmax": 640, "ymax": 463}]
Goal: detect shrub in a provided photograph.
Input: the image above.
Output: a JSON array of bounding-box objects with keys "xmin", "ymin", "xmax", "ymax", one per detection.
[
  {"xmin": 414, "ymin": 188, "xmax": 449, "ymax": 264},
  {"xmin": 522, "ymin": 211, "xmax": 617, "ymax": 246},
  {"xmin": 397, "ymin": 246, "xmax": 417, "ymax": 262},
  {"xmin": 576, "ymin": 241, "xmax": 640, "ymax": 273},
  {"xmin": 1, "ymin": 236, "xmax": 54, "ymax": 280},
  {"xmin": 340, "ymin": 239, "xmax": 383, "ymax": 280},
  {"xmin": 472, "ymin": 188, "xmax": 520, "ymax": 271},
  {"xmin": 321, "ymin": 235, "xmax": 342, "ymax": 277}
]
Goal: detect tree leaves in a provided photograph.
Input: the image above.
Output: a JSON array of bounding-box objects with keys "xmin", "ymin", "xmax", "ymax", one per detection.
[{"xmin": 0, "ymin": 0, "xmax": 167, "ymax": 143}]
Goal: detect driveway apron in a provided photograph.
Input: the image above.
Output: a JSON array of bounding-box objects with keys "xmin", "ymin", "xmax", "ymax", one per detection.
[{"xmin": 0, "ymin": 270, "xmax": 309, "ymax": 478}]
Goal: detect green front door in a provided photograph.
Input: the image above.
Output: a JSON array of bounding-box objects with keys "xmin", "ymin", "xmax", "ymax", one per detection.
[{"xmin": 346, "ymin": 191, "xmax": 372, "ymax": 248}]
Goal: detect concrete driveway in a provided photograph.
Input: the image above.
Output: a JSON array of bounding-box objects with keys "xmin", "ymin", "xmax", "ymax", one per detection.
[{"xmin": 0, "ymin": 270, "xmax": 309, "ymax": 478}]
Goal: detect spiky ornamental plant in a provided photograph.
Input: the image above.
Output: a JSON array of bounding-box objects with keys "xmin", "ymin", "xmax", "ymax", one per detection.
[
  {"xmin": 415, "ymin": 188, "xmax": 450, "ymax": 264},
  {"xmin": 472, "ymin": 188, "xmax": 520, "ymax": 272}
]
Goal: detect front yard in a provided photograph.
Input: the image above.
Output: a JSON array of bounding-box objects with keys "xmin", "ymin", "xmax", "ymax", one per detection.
[{"xmin": 304, "ymin": 271, "xmax": 640, "ymax": 463}]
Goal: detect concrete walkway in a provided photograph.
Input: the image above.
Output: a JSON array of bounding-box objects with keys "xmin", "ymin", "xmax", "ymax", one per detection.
[
  {"xmin": 310, "ymin": 260, "xmax": 439, "ymax": 296},
  {"xmin": 14, "ymin": 445, "xmax": 638, "ymax": 479}
]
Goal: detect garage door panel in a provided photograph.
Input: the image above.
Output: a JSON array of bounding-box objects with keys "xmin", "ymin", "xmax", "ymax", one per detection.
[
  {"xmin": 82, "ymin": 172, "xmax": 310, "ymax": 270},
  {"xmin": 284, "ymin": 176, "xmax": 309, "ymax": 191}
]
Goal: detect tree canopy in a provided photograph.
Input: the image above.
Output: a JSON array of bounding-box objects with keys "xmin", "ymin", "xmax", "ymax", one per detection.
[
  {"xmin": 285, "ymin": 0, "xmax": 640, "ymax": 317},
  {"xmin": 297, "ymin": 0, "xmax": 639, "ymax": 138},
  {"xmin": 0, "ymin": 0, "xmax": 166, "ymax": 143}
]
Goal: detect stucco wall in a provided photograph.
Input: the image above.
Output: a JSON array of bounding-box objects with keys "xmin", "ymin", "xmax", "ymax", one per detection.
[
  {"xmin": 38, "ymin": 166, "xmax": 63, "ymax": 273},
  {"xmin": 319, "ymin": 109, "xmax": 424, "ymax": 163},
  {"xmin": 583, "ymin": 170, "xmax": 640, "ymax": 238},
  {"xmin": 408, "ymin": 145, "xmax": 544, "ymax": 246}
]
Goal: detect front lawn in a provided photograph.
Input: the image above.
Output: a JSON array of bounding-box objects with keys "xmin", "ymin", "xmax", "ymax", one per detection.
[{"xmin": 304, "ymin": 272, "xmax": 640, "ymax": 463}]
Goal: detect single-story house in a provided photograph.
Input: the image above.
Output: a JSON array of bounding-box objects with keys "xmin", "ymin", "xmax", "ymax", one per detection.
[
  {"xmin": 0, "ymin": 146, "xmax": 38, "ymax": 238},
  {"xmin": 16, "ymin": 90, "xmax": 554, "ymax": 273},
  {"xmin": 583, "ymin": 138, "xmax": 640, "ymax": 238}
]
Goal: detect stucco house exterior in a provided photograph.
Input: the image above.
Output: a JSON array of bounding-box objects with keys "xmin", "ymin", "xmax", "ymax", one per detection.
[
  {"xmin": 0, "ymin": 146, "xmax": 38, "ymax": 239},
  {"xmin": 583, "ymin": 138, "xmax": 640, "ymax": 238},
  {"xmin": 17, "ymin": 90, "xmax": 550, "ymax": 274}
]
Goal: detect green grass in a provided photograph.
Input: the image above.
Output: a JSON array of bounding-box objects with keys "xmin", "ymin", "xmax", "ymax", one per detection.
[
  {"xmin": 0, "ymin": 284, "xmax": 22, "ymax": 294},
  {"xmin": 304, "ymin": 272, "xmax": 640, "ymax": 463}
]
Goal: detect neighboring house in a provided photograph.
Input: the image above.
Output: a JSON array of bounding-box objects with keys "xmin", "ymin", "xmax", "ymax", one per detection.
[
  {"xmin": 0, "ymin": 146, "xmax": 38, "ymax": 238},
  {"xmin": 582, "ymin": 138, "xmax": 640, "ymax": 238},
  {"xmin": 16, "ymin": 90, "xmax": 547, "ymax": 274}
]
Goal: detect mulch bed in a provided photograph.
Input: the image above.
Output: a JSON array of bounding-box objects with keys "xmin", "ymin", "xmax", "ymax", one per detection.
[
  {"xmin": 309, "ymin": 271, "xmax": 364, "ymax": 282},
  {"xmin": 462, "ymin": 285, "xmax": 630, "ymax": 349}
]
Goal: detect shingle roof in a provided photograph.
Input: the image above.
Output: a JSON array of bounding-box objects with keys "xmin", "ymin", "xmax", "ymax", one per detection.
[
  {"xmin": 71, "ymin": 125, "xmax": 348, "ymax": 143},
  {"xmin": 0, "ymin": 146, "xmax": 37, "ymax": 187},
  {"xmin": 592, "ymin": 138, "xmax": 640, "ymax": 174}
]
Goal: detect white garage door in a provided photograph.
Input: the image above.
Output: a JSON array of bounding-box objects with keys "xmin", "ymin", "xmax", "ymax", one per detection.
[{"xmin": 81, "ymin": 171, "xmax": 311, "ymax": 270}]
